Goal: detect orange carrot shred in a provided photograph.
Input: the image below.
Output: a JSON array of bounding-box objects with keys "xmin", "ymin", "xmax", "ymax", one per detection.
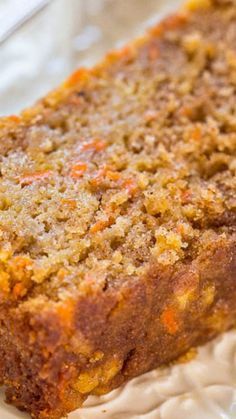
[
  {"xmin": 179, "ymin": 105, "xmax": 193, "ymax": 118},
  {"xmin": 82, "ymin": 139, "xmax": 106, "ymax": 152},
  {"xmin": 161, "ymin": 307, "xmax": 179, "ymax": 334},
  {"xmin": 12, "ymin": 256, "xmax": 32, "ymax": 269},
  {"xmin": 163, "ymin": 14, "xmax": 187, "ymax": 30},
  {"xmin": 116, "ymin": 45, "xmax": 132, "ymax": 58},
  {"xmin": 13, "ymin": 283, "xmax": 25, "ymax": 298},
  {"xmin": 9, "ymin": 115, "xmax": 21, "ymax": 123},
  {"xmin": 70, "ymin": 163, "xmax": 87, "ymax": 179},
  {"xmin": 90, "ymin": 168, "xmax": 106, "ymax": 187},
  {"xmin": 90, "ymin": 219, "xmax": 111, "ymax": 234},
  {"xmin": 150, "ymin": 13, "xmax": 187, "ymax": 36},
  {"xmin": 191, "ymin": 126, "xmax": 202, "ymax": 141},
  {"xmin": 122, "ymin": 178, "xmax": 138, "ymax": 196},
  {"xmin": 105, "ymin": 170, "xmax": 121, "ymax": 181},
  {"xmin": 107, "ymin": 45, "xmax": 133, "ymax": 61},
  {"xmin": 176, "ymin": 223, "xmax": 185, "ymax": 235},
  {"xmin": 61, "ymin": 199, "xmax": 77, "ymax": 209},
  {"xmin": 65, "ymin": 68, "xmax": 89, "ymax": 88},
  {"xmin": 57, "ymin": 299, "xmax": 75, "ymax": 325},
  {"xmin": 20, "ymin": 170, "xmax": 52, "ymax": 186},
  {"xmin": 90, "ymin": 166, "xmax": 121, "ymax": 188}
]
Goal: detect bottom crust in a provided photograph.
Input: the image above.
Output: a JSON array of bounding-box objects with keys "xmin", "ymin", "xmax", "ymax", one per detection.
[{"xmin": 0, "ymin": 238, "xmax": 235, "ymax": 418}]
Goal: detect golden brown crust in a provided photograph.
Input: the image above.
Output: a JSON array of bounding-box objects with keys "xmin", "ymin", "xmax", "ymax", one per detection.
[{"xmin": 0, "ymin": 0, "xmax": 235, "ymax": 418}]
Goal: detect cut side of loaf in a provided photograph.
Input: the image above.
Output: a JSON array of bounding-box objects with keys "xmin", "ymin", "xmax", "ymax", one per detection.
[{"xmin": 0, "ymin": 0, "xmax": 235, "ymax": 417}]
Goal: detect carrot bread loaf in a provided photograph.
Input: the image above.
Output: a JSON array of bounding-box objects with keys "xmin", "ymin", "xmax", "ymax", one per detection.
[{"xmin": 0, "ymin": 0, "xmax": 235, "ymax": 417}]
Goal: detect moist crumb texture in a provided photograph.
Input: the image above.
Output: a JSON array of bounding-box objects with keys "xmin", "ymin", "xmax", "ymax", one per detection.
[{"xmin": 0, "ymin": 0, "xmax": 235, "ymax": 418}]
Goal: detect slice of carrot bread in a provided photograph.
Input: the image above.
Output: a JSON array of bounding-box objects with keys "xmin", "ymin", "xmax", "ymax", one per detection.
[{"xmin": 0, "ymin": 0, "xmax": 235, "ymax": 417}]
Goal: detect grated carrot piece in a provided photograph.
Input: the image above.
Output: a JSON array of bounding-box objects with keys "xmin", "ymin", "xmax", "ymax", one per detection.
[
  {"xmin": 90, "ymin": 219, "xmax": 111, "ymax": 234},
  {"xmin": 90, "ymin": 168, "xmax": 106, "ymax": 187},
  {"xmin": 150, "ymin": 13, "xmax": 187, "ymax": 36},
  {"xmin": 70, "ymin": 163, "xmax": 87, "ymax": 179},
  {"xmin": 57, "ymin": 299, "xmax": 75, "ymax": 326},
  {"xmin": 20, "ymin": 170, "xmax": 52, "ymax": 186},
  {"xmin": 190, "ymin": 126, "xmax": 202, "ymax": 141},
  {"xmin": 9, "ymin": 115, "xmax": 21, "ymax": 124},
  {"xmin": 162, "ymin": 14, "xmax": 187, "ymax": 30},
  {"xmin": 64, "ymin": 68, "xmax": 90, "ymax": 89},
  {"xmin": 105, "ymin": 170, "xmax": 121, "ymax": 181},
  {"xmin": 122, "ymin": 178, "xmax": 138, "ymax": 196},
  {"xmin": 13, "ymin": 282, "xmax": 26, "ymax": 298},
  {"xmin": 179, "ymin": 105, "xmax": 193, "ymax": 118},
  {"xmin": 12, "ymin": 255, "xmax": 32, "ymax": 270},
  {"xmin": 161, "ymin": 307, "xmax": 180, "ymax": 334},
  {"xmin": 176, "ymin": 223, "xmax": 184, "ymax": 235},
  {"xmin": 61, "ymin": 199, "xmax": 77, "ymax": 209},
  {"xmin": 82, "ymin": 139, "xmax": 106, "ymax": 152},
  {"xmin": 107, "ymin": 45, "xmax": 133, "ymax": 62},
  {"xmin": 90, "ymin": 166, "xmax": 121, "ymax": 188}
]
